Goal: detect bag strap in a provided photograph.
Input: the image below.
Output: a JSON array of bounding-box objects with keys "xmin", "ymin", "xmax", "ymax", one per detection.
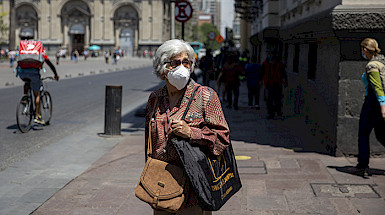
[
  {"xmin": 181, "ymin": 85, "xmax": 200, "ymax": 120},
  {"xmin": 147, "ymin": 85, "xmax": 200, "ymax": 157},
  {"xmin": 147, "ymin": 97, "xmax": 158, "ymax": 157}
]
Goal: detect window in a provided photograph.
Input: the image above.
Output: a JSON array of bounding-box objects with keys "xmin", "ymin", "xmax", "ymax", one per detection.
[
  {"xmin": 308, "ymin": 42, "xmax": 317, "ymax": 80},
  {"xmin": 293, "ymin": 43, "xmax": 299, "ymax": 73}
]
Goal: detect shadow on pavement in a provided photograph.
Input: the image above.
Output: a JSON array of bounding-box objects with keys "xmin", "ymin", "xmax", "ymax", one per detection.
[
  {"xmin": 120, "ymin": 83, "xmax": 164, "ymax": 133},
  {"xmin": 7, "ymin": 123, "xmax": 45, "ymax": 133},
  {"xmin": 121, "ymin": 80, "xmax": 334, "ymax": 156},
  {"xmin": 328, "ymin": 165, "xmax": 385, "ymax": 178}
]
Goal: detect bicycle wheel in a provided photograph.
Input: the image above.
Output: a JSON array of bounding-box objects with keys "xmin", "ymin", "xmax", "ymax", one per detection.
[
  {"xmin": 16, "ymin": 95, "xmax": 33, "ymax": 133},
  {"xmin": 40, "ymin": 91, "xmax": 52, "ymax": 125}
]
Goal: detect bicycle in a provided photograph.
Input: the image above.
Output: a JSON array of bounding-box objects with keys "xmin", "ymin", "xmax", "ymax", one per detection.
[{"xmin": 16, "ymin": 77, "xmax": 54, "ymax": 133}]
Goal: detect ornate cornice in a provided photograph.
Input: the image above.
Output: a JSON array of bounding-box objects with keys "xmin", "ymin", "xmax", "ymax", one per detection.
[{"xmin": 332, "ymin": 5, "xmax": 385, "ymax": 30}]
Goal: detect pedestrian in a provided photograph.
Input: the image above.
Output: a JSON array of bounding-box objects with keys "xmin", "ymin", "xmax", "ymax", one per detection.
[
  {"xmin": 9, "ymin": 50, "xmax": 16, "ymax": 68},
  {"xmin": 83, "ymin": 50, "xmax": 88, "ymax": 61},
  {"xmin": 222, "ymin": 53, "xmax": 243, "ymax": 110},
  {"xmin": 112, "ymin": 51, "xmax": 117, "ymax": 64},
  {"xmin": 56, "ymin": 50, "xmax": 60, "ymax": 65},
  {"xmin": 199, "ymin": 49, "xmax": 214, "ymax": 86},
  {"xmin": 104, "ymin": 51, "xmax": 109, "ymax": 64},
  {"xmin": 355, "ymin": 38, "xmax": 385, "ymax": 176},
  {"xmin": 244, "ymin": 55, "xmax": 262, "ymax": 109},
  {"xmin": 144, "ymin": 39, "xmax": 230, "ymax": 214},
  {"xmin": 215, "ymin": 48, "xmax": 228, "ymax": 102},
  {"xmin": 261, "ymin": 52, "xmax": 287, "ymax": 119},
  {"xmin": 72, "ymin": 49, "xmax": 79, "ymax": 63}
]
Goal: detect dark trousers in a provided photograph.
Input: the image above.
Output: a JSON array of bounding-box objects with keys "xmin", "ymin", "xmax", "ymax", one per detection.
[
  {"xmin": 266, "ymin": 86, "xmax": 283, "ymax": 117},
  {"xmin": 358, "ymin": 91, "xmax": 385, "ymax": 167},
  {"xmin": 226, "ymin": 84, "xmax": 239, "ymax": 108},
  {"xmin": 247, "ymin": 85, "xmax": 260, "ymax": 106}
]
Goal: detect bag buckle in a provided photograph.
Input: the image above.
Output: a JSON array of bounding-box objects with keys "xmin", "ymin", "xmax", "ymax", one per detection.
[{"xmin": 152, "ymin": 189, "xmax": 161, "ymax": 207}]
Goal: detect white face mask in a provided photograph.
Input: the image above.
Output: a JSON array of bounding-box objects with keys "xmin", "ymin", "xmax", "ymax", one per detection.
[
  {"xmin": 166, "ymin": 65, "xmax": 190, "ymax": 90},
  {"xmin": 362, "ymin": 51, "xmax": 368, "ymax": 60}
]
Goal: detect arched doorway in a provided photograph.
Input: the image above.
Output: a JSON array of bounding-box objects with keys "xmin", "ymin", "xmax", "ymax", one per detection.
[
  {"xmin": 70, "ymin": 24, "xmax": 85, "ymax": 53},
  {"xmin": 120, "ymin": 28, "xmax": 134, "ymax": 57},
  {"xmin": 114, "ymin": 5, "xmax": 138, "ymax": 57},
  {"xmin": 60, "ymin": 1, "xmax": 91, "ymax": 54},
  {"xmin": 16, "ymin": 5, "xmax": 38, "ymax": 41},
  {"xmin": 20, "ymin": 28, "xmax": 34, "ymax": 40}
]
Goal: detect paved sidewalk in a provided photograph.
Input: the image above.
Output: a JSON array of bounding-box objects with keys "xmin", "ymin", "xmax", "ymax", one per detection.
[
  {"xmin": 29, "ymin": 81, "xmax": 385, "ymax": 215},
  {"xmin": 0, "ymin": 56, "xmax": 153, "ymax": 89}
]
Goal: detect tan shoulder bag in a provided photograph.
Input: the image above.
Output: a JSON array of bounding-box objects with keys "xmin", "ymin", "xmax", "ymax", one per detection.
[{"xmin": 135, "ymin": 97, "xmax": 187, "ymax": 212}]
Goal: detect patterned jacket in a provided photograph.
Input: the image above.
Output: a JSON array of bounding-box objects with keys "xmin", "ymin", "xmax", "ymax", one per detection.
[{"xmin": 144, "ymin": 80, "xmax": 230, "ymax": 207}]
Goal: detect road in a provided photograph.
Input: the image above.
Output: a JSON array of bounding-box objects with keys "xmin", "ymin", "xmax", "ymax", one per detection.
[{"xmin": 0, "ymin": 66, "xmax": 162, "ymax": 171}]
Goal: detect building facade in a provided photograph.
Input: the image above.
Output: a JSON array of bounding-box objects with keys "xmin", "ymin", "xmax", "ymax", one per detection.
[
  {"xmin": 189, "ymin": 0, "xmax": 220, "ymax": 30},
  {"xmin": 236, "ymin": 0, "xmax": 385, "ymax": 156},
  {"xmin": 1, "ymin": 0, "xmax": 172, "ymax": 56}
]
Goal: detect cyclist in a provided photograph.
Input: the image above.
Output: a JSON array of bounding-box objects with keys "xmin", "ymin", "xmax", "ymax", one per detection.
[{"xmin": 17, "ymin": 48, "xmax": 59, "ymax": 125}]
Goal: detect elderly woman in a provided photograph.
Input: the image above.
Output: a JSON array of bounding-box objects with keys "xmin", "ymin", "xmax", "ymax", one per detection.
[
  {"xmin": 145, "ymin": 39, "xmax": 230, "ymax": 214},
  {"xmin": 356, "ymin": 38, "xmax": 385, "ymax": 176}
]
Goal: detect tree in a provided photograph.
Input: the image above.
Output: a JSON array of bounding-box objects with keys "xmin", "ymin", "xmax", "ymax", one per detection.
[
  {"xmin": 175, "ymin": 21, "xmax": 198, "ymax": 42},
  {"xmin": 0, "ymin": 8, "xmax": 9, "ymax": 45},
  {"xmin": 199, "ymin": 23, "xmax": 221, "ymax": 51},
  {"xmin": 175, "ymin": 22, "xmax": 221, "ymax": 51}
]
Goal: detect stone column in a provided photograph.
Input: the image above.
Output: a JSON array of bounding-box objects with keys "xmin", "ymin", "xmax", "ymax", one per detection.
[
  {"xmin": 64, "ymin": 24, "xmax": 69, "ymax": 50},
  {"xmin": 85, "ymin": 23, "xmax": 90, "ymax": 48}
]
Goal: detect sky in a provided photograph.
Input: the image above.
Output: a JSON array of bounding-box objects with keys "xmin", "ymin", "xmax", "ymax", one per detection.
[{"xmin": 220, "ymin": 0, "xmax": 235, "ymax": 37}]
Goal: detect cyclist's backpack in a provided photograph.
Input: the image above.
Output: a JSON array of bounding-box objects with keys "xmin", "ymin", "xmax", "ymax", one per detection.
[{"xmin": 17, "ymin": 40, "xmax": 45, "ymax": 69}]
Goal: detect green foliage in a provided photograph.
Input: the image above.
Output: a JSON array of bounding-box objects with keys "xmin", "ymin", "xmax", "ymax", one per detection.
[
  {"xmin": 199, "ymin": 23, "xmax": 220, "ymax": 50},
  {"xmin": 0, "ymin": 11, "xmax": 8, "ymax": 43},
  {"xmin": 175, "ymin": 21, "xmax": 221, "ymax": 50}
]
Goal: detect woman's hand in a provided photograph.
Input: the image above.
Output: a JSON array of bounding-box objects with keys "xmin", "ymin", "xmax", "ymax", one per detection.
[
  {"xmin": 171, "ymin": 120, "xmax": 192, "ymax": 139},
  {"xmin": 381, "ymin": 105, "xmax": 385, "ymax": 120}
]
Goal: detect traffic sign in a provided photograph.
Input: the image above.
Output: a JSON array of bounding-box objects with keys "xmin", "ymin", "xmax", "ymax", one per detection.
[
  {"xmin": 215, "ymin": 34, "xmax": 224, "ymax": 43},
  {"xmin": 208, "ymin": 31, "xmax": 216, "ymax": 40},
  {"xmin": 175, "ymin": 0, "xmax": 193, "ymax": 23}
]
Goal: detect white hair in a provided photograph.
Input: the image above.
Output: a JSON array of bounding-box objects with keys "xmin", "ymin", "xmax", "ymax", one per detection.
[{"xmin": 153, "ymin": 39, "xmax": 195, "ymax": 80}]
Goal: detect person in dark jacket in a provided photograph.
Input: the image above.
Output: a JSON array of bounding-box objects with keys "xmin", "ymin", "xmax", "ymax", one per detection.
[
  {"xmin": 222, "ymin": 54, "xmax": 243, "ymax": 110},
  {"xmin": 244, "ymin": 56, "xmax": 262, "ymax": 109},
  {"xmin": 261, "ymin": 53, "xmax": 287, "ymax": 119}
]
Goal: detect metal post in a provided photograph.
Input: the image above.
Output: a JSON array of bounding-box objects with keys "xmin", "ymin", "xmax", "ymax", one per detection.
[
  {"xmin": 171, "ymin": 1, "xmax": 175, "ymax": 39},
  {"xmin": 9, "ymin": 0, "xmax": 16, "ymax": 50},
  {"xmin": 182, "ymin": 22, "xmax": 185, "ymax": 40},
  {"xmin": 104, "ymin": 85, "xmax": 122, "ymax": 135}
]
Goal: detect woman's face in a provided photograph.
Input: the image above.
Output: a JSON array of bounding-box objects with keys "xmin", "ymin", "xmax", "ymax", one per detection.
[
  {"xmin": 164, "ymin": 52, "xmax": 191, "ymax": 77},
  {"xmin": 361, "ymin": 47, "xmax": 372, "ymax": 60}
]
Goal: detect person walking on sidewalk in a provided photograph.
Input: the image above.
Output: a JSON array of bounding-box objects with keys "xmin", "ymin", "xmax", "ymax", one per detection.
[
  {"xmin": 8, "ymin": 50, "xmax": 16, "ymax": 68},
  {"xmin": 261, "ymin": 52, "xmax": 287, "ymax": 119},
  {"xmin": 244, "ymin": 55, "xmax": 262, "ymax": 109},
  {"xmin": 355, "ymin": 38, "xmax": 385, "ymax": 175},
  {"xmin": 145, "ymin": 39, "xmax": 230, "ymax": 215},
  {"xmin": 104, "ymin": 51, "xmax": 110, "ymax": 64},
  {"xmin": 199, "ymin": 49, "xmax": 214, "ymax": 86},
  {"xmin": 72, "ymin": 49, "xmax": 79, "ymax": 63},
  {"xmin": 223, "ymin": 53, "xmax": 243, "ymax": 110},
  {"xmin": 56, "ymin": 50, "xmax": 61, "ymax": 65}
]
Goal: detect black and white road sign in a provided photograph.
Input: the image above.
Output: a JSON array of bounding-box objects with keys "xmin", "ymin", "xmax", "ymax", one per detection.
[
  {"xmin": 208, "ymin": 31, "xmax": 216, "ymax": 40},
  {"xmin": 175, "ymin": 0, "xmax": 193, "ymax": 23}
]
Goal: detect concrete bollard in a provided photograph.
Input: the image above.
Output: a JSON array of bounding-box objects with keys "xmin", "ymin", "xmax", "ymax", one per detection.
[{"xmin": 104, "ymin": 85, "xmax": 122, "ymax": 135}]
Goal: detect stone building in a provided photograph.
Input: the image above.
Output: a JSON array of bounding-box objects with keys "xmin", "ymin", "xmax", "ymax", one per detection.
[
  {"xmin": 235, "ymin": 0, "xmax": 385, "ymax": 156},
  {"xmin": 1, "ymin": 0, "xmax": 172, "ymax": 56}
]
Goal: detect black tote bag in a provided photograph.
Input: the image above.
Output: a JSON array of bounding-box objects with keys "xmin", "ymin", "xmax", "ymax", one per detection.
[{"xmin": 172, "ymin": 86, "xmax": 242, "ymax": 211}]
